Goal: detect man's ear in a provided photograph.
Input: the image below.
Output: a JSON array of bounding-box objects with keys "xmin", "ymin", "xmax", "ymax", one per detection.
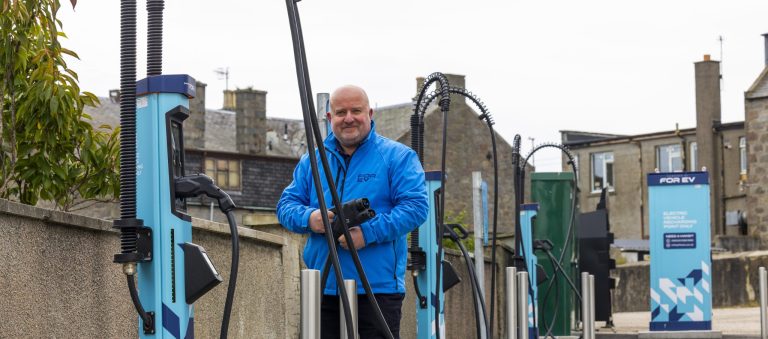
[
  {"xmin": 368, "ymin": 108, "xmax": 374, "ymax": 119},
  {"xmin": 326, "ymin": 111, "xmax": 332, "ymax": 121}
]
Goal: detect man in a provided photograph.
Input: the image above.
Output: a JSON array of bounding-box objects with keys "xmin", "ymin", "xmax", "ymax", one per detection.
[{"xmin": 277, "ymin": 85, "xmax": 428, "ymax": 338}]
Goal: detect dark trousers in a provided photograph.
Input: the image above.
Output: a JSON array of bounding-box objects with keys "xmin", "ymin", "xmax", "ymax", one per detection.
[{"xmin": 321, "ymin": 293, "xmax": 404, "ymax": 339}]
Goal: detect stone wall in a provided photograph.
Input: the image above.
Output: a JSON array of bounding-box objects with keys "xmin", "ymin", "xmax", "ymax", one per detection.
[
  {"xmin": 0, "ymin": 199, "xmax": 299, "ymax": 338},
  {"xmin": 612, "ymin": 251, "xmax": 768, "ymax": 313},
  {"xmin": 0, "ymin": 198, "xmax": 510, "ymax": 338}
]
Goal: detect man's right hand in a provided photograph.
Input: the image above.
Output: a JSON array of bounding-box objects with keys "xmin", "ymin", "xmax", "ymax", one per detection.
[{"xmin": 309, "ymin": 209, "xmax": 334, "ymax": 233}]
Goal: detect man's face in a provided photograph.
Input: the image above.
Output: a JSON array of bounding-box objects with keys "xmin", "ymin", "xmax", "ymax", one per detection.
[{"xmin": 327, "ymin": 88, "xmax": 373, "ymax": 151}]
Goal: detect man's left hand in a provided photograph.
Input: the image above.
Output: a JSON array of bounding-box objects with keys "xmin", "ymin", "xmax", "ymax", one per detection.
[{"xmin": 338, "ymin": 227, "xmax": 366, "ymax": 250}]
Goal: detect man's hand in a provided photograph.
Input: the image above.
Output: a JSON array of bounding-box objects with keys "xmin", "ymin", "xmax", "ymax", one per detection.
[
  {"xmin": 338, "ymin": 227, "xmax": 366, "ymax": 250},
  {"xmin": 308, "ymin": 209, "xmax": 334, "ymax": 233}
]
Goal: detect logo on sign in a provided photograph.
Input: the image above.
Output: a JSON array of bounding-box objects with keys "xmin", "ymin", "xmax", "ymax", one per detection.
[{"xmin": 659, "ymin": 176, "xmax": 696, "ymax": 184}]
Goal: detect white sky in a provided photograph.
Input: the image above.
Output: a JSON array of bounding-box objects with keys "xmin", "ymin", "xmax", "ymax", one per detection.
[{"xmin": 58, "ymin": 0, "xmax": 768, "ymax": 171}]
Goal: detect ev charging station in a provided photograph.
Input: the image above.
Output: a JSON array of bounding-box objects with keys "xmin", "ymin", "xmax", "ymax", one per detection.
[
  {"xmin": 133, "ymin": 75, "xmax": 219, "ymax": 337},
  {"xmin": 648, "ymin": 172, "xmax": 713, "ymax": 332},
  {"xmin": 520, "ymin": 204, "xmax": 539, "ymax": 339},
  {"xmin": 415, "ymin": 171, "xmax": 447, "ymax": 339},
  {"xmin": 113, "ymin": 3, "xmax": 239, "ymax": 337}
]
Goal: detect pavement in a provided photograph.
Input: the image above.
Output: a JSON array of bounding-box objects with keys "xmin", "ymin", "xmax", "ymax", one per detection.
[{"xmin": 590, "ymin": 307, "xmax": 763, "ymax": 339}]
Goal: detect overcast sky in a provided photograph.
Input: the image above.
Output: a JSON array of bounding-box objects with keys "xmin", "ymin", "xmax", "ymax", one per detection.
[{"xmin": 58, "ymin": 0, "xmax": 768, "ymax": 171}]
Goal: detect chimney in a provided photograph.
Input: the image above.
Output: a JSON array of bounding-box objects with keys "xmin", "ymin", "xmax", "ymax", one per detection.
[
  {"xmin": 185, "ymin": 81, "xmax": 206, "ymax": 149},
  {"xmin": 223, "ymin": 89, "xmax": 236, "ymax": 110},
  {"xmin": 235, "ymin": 88, "xmax": 267, "ymax": 155},
  {"xmin": 694, "ymin": 55, "xmax": 722, "ymax": 236}
]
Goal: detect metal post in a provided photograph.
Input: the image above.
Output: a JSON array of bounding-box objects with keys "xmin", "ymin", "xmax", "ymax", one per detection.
[
  {"xmin": 589, "ymin": 274, "xmax": 596, "ymax": 339},
  {"xmin": 506, "ymin": 267, "xmax": 517, "ymax": 339},
  {"xmin": 581, "ymin": 272, "xmax": 591, "ymax": 339},
  {"xmin": 340, "ymin": 279, "xmax": 358, "ymax": 339},
  {"xmin": 301, "ymin": 269, "xmax": 321, "ymax": 339},
  {"xmin": 316, "ymin": 92, "xmax": 330, "ymax": 138},
  {"xmin": 472, "ymin": 172, "xmax": 487, "ymax": 338},
  {"xmin": 517, "ymin": 271, "xmax": 529, "ymax": 339},
  {"xmin": 760, "ymin": 266, "xmax": 767, "ymax": 339}
]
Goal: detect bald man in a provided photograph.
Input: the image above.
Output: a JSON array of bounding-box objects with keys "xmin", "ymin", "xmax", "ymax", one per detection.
[{"xmin": 277, "ymin": 85, "xmax": 428, "ymax": 338}]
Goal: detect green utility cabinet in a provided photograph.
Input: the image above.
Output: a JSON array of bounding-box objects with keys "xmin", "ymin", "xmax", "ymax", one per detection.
[{"xmin": 530, "ymin": 172, "xmax": 578, "ymax": 336}]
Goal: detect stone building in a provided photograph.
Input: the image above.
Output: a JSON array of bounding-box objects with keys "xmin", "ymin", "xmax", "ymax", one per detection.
[
  {"xmin": 743, "ymin": 34, "xmax": 768, "ymax": 249},
  {"xmin": 561, "ymin": 55, "xmax": 754, "ymax": 250}
]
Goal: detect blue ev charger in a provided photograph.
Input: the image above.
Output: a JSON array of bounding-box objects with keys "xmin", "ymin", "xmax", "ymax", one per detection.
[
  {"xmin": 414, "ymin": 171, "xmax": 448, "ymax": 339},
  {"xmin": 520, "ymin": 204, "xmax": 540, "ymax": 339},
  {"xmin": 134, "ymin": 75, "xmax": 203, "ymax": 338},
  {"xmin": 113, "ymin": 2, "xmax": 239, "ymax": 338}
]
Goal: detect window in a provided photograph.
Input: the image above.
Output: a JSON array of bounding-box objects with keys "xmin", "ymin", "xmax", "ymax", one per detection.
[
  {"xmin": 591, "ymin": 152, "xmax": 614, "ymax": 192},
  {"xmin": 205, "ymin": 158, "xmax": 241, "ymax": 190},
  {"xmin": 689, "ymin": 142, "xmax": 698, "ymax": 171},
  {"xmin": 656, "ymin": 144, "xmax": 683, "ymax": 173},
  {"xmin": 740, "ymin": 137, "xmax": 747, "ymax": 175}
]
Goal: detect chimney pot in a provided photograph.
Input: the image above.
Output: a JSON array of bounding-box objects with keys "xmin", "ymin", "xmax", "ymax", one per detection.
[
  {"xmin": 703, "ymin": 54, "xmax": 711, "ymax": 61},
  {"xmin": 762, "ymin": 33, "xmax": 768, "ymax": 66}
]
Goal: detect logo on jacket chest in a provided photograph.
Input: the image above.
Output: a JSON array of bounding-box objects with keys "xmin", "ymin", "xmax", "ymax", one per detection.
[{"xmin": 357, "ymin": 173, "xmax": 376, "ymax": 182}]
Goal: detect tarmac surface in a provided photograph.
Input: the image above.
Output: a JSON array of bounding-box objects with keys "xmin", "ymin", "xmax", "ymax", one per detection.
[{"xmin": 592, "ymin": 307, "xmax": 763, "ymax": 339}]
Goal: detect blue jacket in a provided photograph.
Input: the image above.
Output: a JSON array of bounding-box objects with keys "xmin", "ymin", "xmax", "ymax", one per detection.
[{"xmin": 277, "ymin": 122, "xmax": 428, "ymax": 295}]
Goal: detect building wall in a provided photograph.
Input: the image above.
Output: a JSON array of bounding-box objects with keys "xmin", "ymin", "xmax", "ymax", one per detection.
[
  {"xmin": 720, "ymin": 128, "xmax": 748, "ymax": 235},
  {"xmin": 570, "ymin": 142, "xmax": 643, "ymax": 240},
  {"xmin": 567, "ymin": 129, "xmax": 746, "ymax": 241},
  {"xmin": 745, "ymin": 90, "xmax": 768, "ymax": 247},
  {"xmin": 184, "ymin": 151, "xmax": 297, "ymax": 210}
]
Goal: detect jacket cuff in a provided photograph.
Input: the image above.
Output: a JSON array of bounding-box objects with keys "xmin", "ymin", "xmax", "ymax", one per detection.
[
  {"xmin": 361, "ymin": 221, "xmax": 377, "ymax": 246},
  {"xmin": 301, "ymin": 208, "xmax": 315, "ymax": 232}
]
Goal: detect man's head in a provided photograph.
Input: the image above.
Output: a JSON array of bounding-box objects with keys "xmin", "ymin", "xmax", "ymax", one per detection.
[{"xmin": 328, "ymin": 85, "xmax": 373, "ymax": 154}]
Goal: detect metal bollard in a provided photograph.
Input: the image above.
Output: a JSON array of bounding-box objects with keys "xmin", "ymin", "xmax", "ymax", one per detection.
[
  {"xmin": 517, "ymin": 271, "xmax": 529, "ymax": 339},
  {"xmin": 301, "ymin": 269, "xmax": 321, "ymax": 339},
  {"xmin": 589, "ymin": 274, "xmax": 596, "ymax": 339},
  {"xmin": 760, "ymin": 266, "xmax": 767, "ymax": 339},
  {"xmin": 340, "ymin": 279, "xmax": 358, "ymax": 339},
  {"xmin": 506, "ymin": 267, "xmax": 518, "ymax": 339},
  {"xmin": 581, "ymin": 272, "xmax": 592, "ymax": 339}
]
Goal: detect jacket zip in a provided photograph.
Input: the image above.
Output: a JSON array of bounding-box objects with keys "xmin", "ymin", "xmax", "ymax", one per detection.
[{"xmin": 333, "ymin": 146, "xmax": 397, "ymax": 286}]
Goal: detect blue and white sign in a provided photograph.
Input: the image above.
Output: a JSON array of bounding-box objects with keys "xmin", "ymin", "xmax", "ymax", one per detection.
[{"xmin": 647, "ymin": 172, "xmax": 712, "ymax": 331}]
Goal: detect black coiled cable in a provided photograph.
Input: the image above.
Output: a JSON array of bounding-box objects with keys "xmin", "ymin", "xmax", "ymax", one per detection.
[
  {"xmin": 284, "ymin": 2, "xmax": 355, "ymax": 338},
  {"xmin": 146, "ymin": 0, "xmax": 163, "ymax": 77},
  {"xmin": 119, "ymin": 0, "xmax": 137, "ymax": 221},
  {"xmin": 410, "ymin": 72, "xmax": 451, "ymax": 339},
  {"xmin": 117, "ymin": 0, "xmax": 153, "ymax": 331},
  {"xmin": 415, "ymin": 87, "xmax": 497, "ymax": 338}
]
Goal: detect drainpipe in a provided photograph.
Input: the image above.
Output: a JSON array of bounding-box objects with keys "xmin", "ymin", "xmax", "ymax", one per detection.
[{"xmin": 632, "ymin": 140, "xmax": 646, "ymax": 238}]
